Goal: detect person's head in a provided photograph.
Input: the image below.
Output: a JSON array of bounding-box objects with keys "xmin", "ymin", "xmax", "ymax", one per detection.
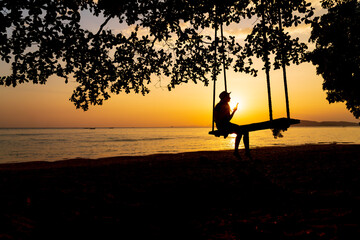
[{"xmin": 219, "ymin": 91, "xmax": 231, "ymax": 102}]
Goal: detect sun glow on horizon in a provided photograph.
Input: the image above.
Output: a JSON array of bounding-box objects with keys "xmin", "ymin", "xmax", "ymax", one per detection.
[{"xmin": 230, "ymin": 95, "xmax": 245, "ymax": 113}]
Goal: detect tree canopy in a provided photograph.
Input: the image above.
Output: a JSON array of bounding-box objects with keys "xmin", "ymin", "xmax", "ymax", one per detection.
[
  {"xmin": 308, "ymin": 0, "xmax": 360, "ymax": 118},
  {"xmin": 1, "ymin": 0, "xmax": 313, "ymax": 110}
]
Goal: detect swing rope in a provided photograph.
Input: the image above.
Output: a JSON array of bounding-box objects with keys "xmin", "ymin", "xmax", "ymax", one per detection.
[
  {"xmin": 220, "ymin": 22, "xmax": 227, "ymax": 93},
  {"xmin": 260, "ymin": 0, "xmax": 273, "ymax": 121},
  {"xmin": 278, "ymin": 6, "xmax": 290, "ymax": 119},
  {"xmin": 210, "ymin": 7, "xmax": 299, "ymax": 136},
  {"xmin": 211, "ymin": 19, "xmax": 228, "ymax": 132},
  {"xmin": 211, "ymin": 19, "xmax": 218, "ymax": 132}
]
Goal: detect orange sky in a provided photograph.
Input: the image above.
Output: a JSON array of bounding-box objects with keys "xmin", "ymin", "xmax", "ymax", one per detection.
[{"xmin": 0, "ymin": 1, "xmax": 358, "ymax": 128}]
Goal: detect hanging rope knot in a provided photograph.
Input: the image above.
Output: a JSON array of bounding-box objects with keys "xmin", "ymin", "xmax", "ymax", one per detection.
[{"xmin": 271, "ymin": 127, "xmax": 287, "ymax": 139}]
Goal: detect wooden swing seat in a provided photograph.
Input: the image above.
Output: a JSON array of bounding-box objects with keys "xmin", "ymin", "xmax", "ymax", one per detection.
[{"xmin": 209, "ymin": 117, "xmax": 300, "ymax": 137}]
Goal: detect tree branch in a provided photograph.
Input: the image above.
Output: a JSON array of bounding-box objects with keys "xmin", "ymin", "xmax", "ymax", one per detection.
[{"xmin": 96, "ymin": 15, "xmax": 113, "ymax": 36}]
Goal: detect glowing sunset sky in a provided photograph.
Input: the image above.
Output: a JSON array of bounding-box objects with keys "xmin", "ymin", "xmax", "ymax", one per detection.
[{"xmin": 0, "ymin": 1, "xmax": 358, "ymax": 128}]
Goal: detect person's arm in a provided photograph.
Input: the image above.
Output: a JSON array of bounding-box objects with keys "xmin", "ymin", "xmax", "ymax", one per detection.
[{"xmin": 229, "ymin": 103, "xmax": 238, "ymax": 121}]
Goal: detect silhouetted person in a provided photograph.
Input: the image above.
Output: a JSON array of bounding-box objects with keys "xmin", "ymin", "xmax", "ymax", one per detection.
[{"xmin": 214, "ymin": 91, "xmax": 250, "ymax": 158}]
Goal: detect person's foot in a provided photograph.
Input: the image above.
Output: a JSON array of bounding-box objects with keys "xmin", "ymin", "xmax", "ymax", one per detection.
[
  {"xmin": 233, "ymin": 151, "xmax": 241, "ymax": 159},
  {"xmin": 245, "ymin": 151, "xmax": 252, "ymax": 160}
]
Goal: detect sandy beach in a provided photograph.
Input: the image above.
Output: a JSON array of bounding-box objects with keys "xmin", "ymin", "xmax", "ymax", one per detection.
[{"xmin": 0, "ymin": 144, "xmax": 360, "ymax": 239}]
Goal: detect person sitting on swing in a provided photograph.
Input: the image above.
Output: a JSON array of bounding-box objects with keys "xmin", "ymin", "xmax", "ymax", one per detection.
[{"xmin": 214, "ymin": 91, "xmax": 250, "ymax": 158}]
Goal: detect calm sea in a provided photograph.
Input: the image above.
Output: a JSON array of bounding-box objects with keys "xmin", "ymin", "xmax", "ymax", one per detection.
[{"xmin": 0, "ymin": 127, "xmax": 359, "ymax": 163}]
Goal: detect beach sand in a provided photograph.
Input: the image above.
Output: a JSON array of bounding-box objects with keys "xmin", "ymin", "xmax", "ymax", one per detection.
[{"xmin": 0, "ymin": 144, "xmax": 360, "ymax": 239}]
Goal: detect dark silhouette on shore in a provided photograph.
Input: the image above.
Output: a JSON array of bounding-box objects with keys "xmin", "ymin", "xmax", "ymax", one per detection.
[
  {"xmin": 1, "ymin": 144, "xmax": 360, "ymax": 239},
  {"xmin": 214, "ymin": 91, "xmax": 250, "ymax": 157}
]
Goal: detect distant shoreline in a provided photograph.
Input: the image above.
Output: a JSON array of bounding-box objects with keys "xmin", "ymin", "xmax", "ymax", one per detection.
[
  {"xmin": 0, "ymin": 120, "xmax": 359, "ymax": 129},
  {"xmin": 294, "ymin": 120, "xmax": 360, "ymax": 127},
  {"xmin": 1, "ymin": 143, "xmax": 359, "ymax": 169}
]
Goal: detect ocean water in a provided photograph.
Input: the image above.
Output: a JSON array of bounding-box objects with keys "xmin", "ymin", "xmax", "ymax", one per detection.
[{"xmin": 0, "ymin": 127, "xmax": 359, "ymax": 163}]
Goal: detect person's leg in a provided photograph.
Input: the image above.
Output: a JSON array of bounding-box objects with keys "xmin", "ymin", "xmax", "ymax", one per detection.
[
  {"xmin": 227, "ymin": 123, "xmax": 248, "ymax": 158},
  {"xmin": 227, "ymin": 123, "xmax": 241, "ymax": 156},
  {"xmin": 243, "ymin": 131, "xmax": 251, "ymax": 157},
  {"xmin": 234, "ymin": 133, "xmax": 242, "ymax": 156}
]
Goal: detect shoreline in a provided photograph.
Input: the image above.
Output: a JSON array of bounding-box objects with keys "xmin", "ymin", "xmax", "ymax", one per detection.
[
  {"xmin": 0, "ymin": 143, "xmax": 358, "ymax": 169},
  {"xmin": 1, "ymin": 144, "xmax": 360, "ymax": 239},
  {"xmin": 1, "ymin": 127, "xmax": 360, "ymax": 165}
]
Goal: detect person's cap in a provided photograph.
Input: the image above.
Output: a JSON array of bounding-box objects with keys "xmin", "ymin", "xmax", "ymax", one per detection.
[{"xmin": 219, "ymin": 91, "xmax": 231, "ymax": 99}]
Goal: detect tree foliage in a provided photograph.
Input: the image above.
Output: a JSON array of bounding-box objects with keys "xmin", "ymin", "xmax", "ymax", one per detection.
[
  {"xmin": 308, "ymin": 0, "xmax": 360, "ymax": 118},
  {"xmin": 235, "ymin": 0, "xmax": 313, "ymax": 76},
  {"xmin": 1, "ymin": 0, "xmax": 313, "ymax": 110}
]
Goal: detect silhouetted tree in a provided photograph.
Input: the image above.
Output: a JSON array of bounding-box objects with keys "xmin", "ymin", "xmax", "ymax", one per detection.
[
  {"xmin": 308, "ymin": 0, "xmax": 360, "ymax": 118},
  {"xmin": 234, "ymin": 0, "xmax": 314, "ymax": 119},
  {"xmin": 234, "ymin": 0, "xmax": 313, "ymax": 76},
  {"xmin": 0, "ymin": 0, "xmax": 313, "ymax": 110},
  {"xmin": 0, "ymin": 0, "xmax": 243, "ymax": 110}
]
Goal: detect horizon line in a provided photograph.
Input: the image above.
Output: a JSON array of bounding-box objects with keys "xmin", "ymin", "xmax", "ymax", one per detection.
[{"xmin": 0, "ymin": 119, "xmax": 359, "ymax": 129}]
